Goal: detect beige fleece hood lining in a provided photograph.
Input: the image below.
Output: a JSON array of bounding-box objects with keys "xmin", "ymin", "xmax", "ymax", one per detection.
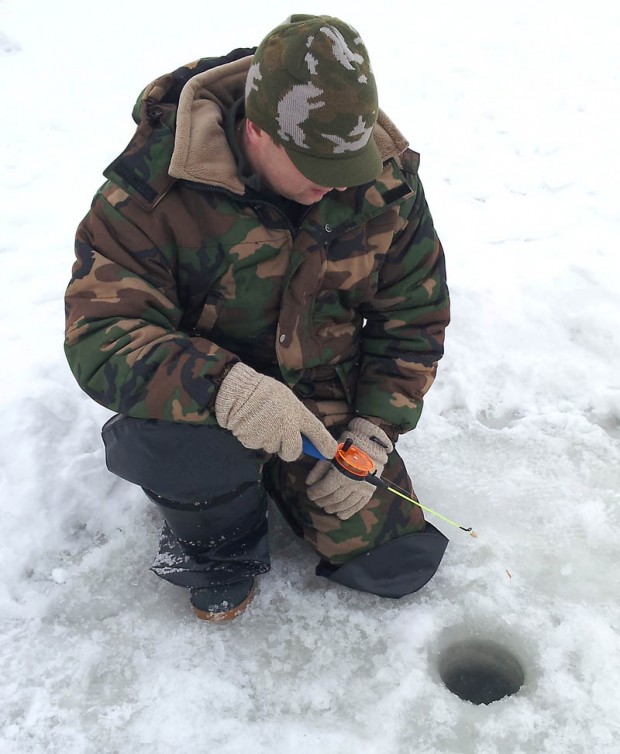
[{"xmin": 168, "ymin": 55, "xmax": 409, "ymax": 193}]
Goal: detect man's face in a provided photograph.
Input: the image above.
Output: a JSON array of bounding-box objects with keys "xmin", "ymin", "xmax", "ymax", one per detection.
[
  {"xmin": 259, "ymin": 138, "xmax": 344, "ymax": 204},
  {"xmin": 244, "ymin": 122, "xmax": 345, "ymax": 205}
]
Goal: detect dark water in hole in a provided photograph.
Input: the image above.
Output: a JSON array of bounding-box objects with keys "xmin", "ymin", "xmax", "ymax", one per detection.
[{"xmin": 443, "ymin": 667, "xmax": 522, "ymax": 705}]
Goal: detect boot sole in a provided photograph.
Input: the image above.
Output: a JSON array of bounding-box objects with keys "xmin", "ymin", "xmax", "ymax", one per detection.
[{"xmin": 191, "ymin": 582, "xmax": 256, "ymax": 622}]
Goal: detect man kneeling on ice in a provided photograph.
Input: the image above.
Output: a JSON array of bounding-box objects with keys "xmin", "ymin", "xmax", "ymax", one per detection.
[{"xmin": 64, "ymin": 14, "xmax": 450, "ymax": 621}]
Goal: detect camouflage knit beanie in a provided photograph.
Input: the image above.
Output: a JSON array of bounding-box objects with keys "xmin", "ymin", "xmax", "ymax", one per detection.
[{"xmin": 245, "ymin": 14, "xmax": 382, "ymax": 188}]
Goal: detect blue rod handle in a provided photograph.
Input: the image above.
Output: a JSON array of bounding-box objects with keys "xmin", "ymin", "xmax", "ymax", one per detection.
[{"xmin": 302, "ymin": 436, "xmax": 328, "ymax": 460}]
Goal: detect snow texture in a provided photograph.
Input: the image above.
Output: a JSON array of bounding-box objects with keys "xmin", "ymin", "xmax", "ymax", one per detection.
[{"xmin": 1, "ymin": 1, "xmax": 619, "ymax": 752}]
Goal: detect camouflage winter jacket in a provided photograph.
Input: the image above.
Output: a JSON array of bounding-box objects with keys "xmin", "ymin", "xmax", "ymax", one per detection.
[{"xmin": 64, "ymin": 51, "xmax": 449, "ymax": 437}]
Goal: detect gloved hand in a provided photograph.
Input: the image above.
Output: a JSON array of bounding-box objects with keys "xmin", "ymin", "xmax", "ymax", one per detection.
[
  {"xmin": 214, "ymin": 363, "xmax": 338, "ymax": 462},
  {"xmin": 306, "ymin": 418, "xmax": 394, "ymax": 520}
]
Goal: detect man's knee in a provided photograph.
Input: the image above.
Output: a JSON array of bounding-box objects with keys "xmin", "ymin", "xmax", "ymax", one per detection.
[{"xmin": 101, "ymin": 414, "xmax": 262, "ymax": 503}]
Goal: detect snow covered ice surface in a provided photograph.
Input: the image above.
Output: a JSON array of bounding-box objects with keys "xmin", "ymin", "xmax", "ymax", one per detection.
[{"xmin": 1, "ymin": 0, "xmax": 619, "ymax": 752}]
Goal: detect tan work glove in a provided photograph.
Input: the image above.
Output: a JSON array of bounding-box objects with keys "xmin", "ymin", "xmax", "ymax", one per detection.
[
  {"xmin": 306, "ymin": 418, "xmax": 393, "ymax": 520},
  {"xmin": 215, "ymin": 363, "xmax": 338, "ymax": 462}
]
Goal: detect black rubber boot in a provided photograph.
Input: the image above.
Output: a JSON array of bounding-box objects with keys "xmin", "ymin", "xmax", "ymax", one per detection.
[
  {"xmin": 146, "ymin": 487, "xmax": 270, "ymax": 588},
  {"xmin": 190, "ymin": 576, "xmax": 256, "ymax": 621}
]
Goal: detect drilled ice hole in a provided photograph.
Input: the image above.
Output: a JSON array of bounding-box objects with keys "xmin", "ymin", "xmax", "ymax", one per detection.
[{"xmin": 439, "ymin": 638, "xmax": 525, "ymax": 705}]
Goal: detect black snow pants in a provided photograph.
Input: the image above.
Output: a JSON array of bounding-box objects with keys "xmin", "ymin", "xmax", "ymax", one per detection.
[
  {"xmin": 102, "ymin": 415, "xmax": 270, "ymax": 588},
  {"xmin": 102, "ymin": 415, "xmax": 448, "ymax": 596}
]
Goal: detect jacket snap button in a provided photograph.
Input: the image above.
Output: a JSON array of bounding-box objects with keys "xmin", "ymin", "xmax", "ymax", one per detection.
[
  {"xmin": 279, "ymin": 334, "xmax": 286, "ymax": 343},
  {"xmin": 324, "ymin": 224, "xmax": 332, "ymax": 232}
]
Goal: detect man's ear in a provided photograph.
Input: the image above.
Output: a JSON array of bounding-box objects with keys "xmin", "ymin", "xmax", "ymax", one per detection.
[{"xmin": 244, "ymin": 118, "xmax": 264, "ymax": 145}]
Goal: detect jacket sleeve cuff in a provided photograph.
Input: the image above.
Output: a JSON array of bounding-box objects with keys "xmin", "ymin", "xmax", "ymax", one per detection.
[{"xmin": 354, "ymin": 414, "xmax": 402, "ymax": 444}]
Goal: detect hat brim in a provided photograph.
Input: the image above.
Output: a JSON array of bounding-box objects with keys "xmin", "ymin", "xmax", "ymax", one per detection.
[{"xmin": 284, "ymin": 138, "xmax": 384, "ymax": 188}]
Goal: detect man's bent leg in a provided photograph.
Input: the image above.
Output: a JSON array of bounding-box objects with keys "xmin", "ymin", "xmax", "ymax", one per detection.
[
  {"xmin": 265, "ymin": 448, "xmax": 447, "ymax": 598},
  {"xmin": 102, "ymin": 415, "xmax": 270, "ymax": 589}
]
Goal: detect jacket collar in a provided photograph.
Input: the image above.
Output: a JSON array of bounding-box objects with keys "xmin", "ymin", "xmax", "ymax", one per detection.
[{"xmin": 168, "ymin": 55, "xmax": 410, "ymax": 194}]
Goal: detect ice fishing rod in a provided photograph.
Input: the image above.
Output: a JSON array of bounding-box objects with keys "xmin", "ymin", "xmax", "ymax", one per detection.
[{"xmin": 302, "ymin": 436, "xmax": 477, "ymax": 537}]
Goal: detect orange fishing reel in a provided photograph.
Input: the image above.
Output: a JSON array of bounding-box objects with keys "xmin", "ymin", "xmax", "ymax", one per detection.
[
  {"xmin": 302, "ymin": 436, "xmax": 385, "ymax": 487},
  {"xmin": 333, "ymin": 438, "xmax": 381, "ymax": 484}
]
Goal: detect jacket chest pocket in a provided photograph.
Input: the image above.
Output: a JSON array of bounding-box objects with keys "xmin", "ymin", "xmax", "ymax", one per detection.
[
  {"xmin": 314, "ymin": 227, "xmax": 383, "ymax": 317},
  {"xmin": 184, "ymin": 235, "xmax": 291, "ymax": 339}
]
